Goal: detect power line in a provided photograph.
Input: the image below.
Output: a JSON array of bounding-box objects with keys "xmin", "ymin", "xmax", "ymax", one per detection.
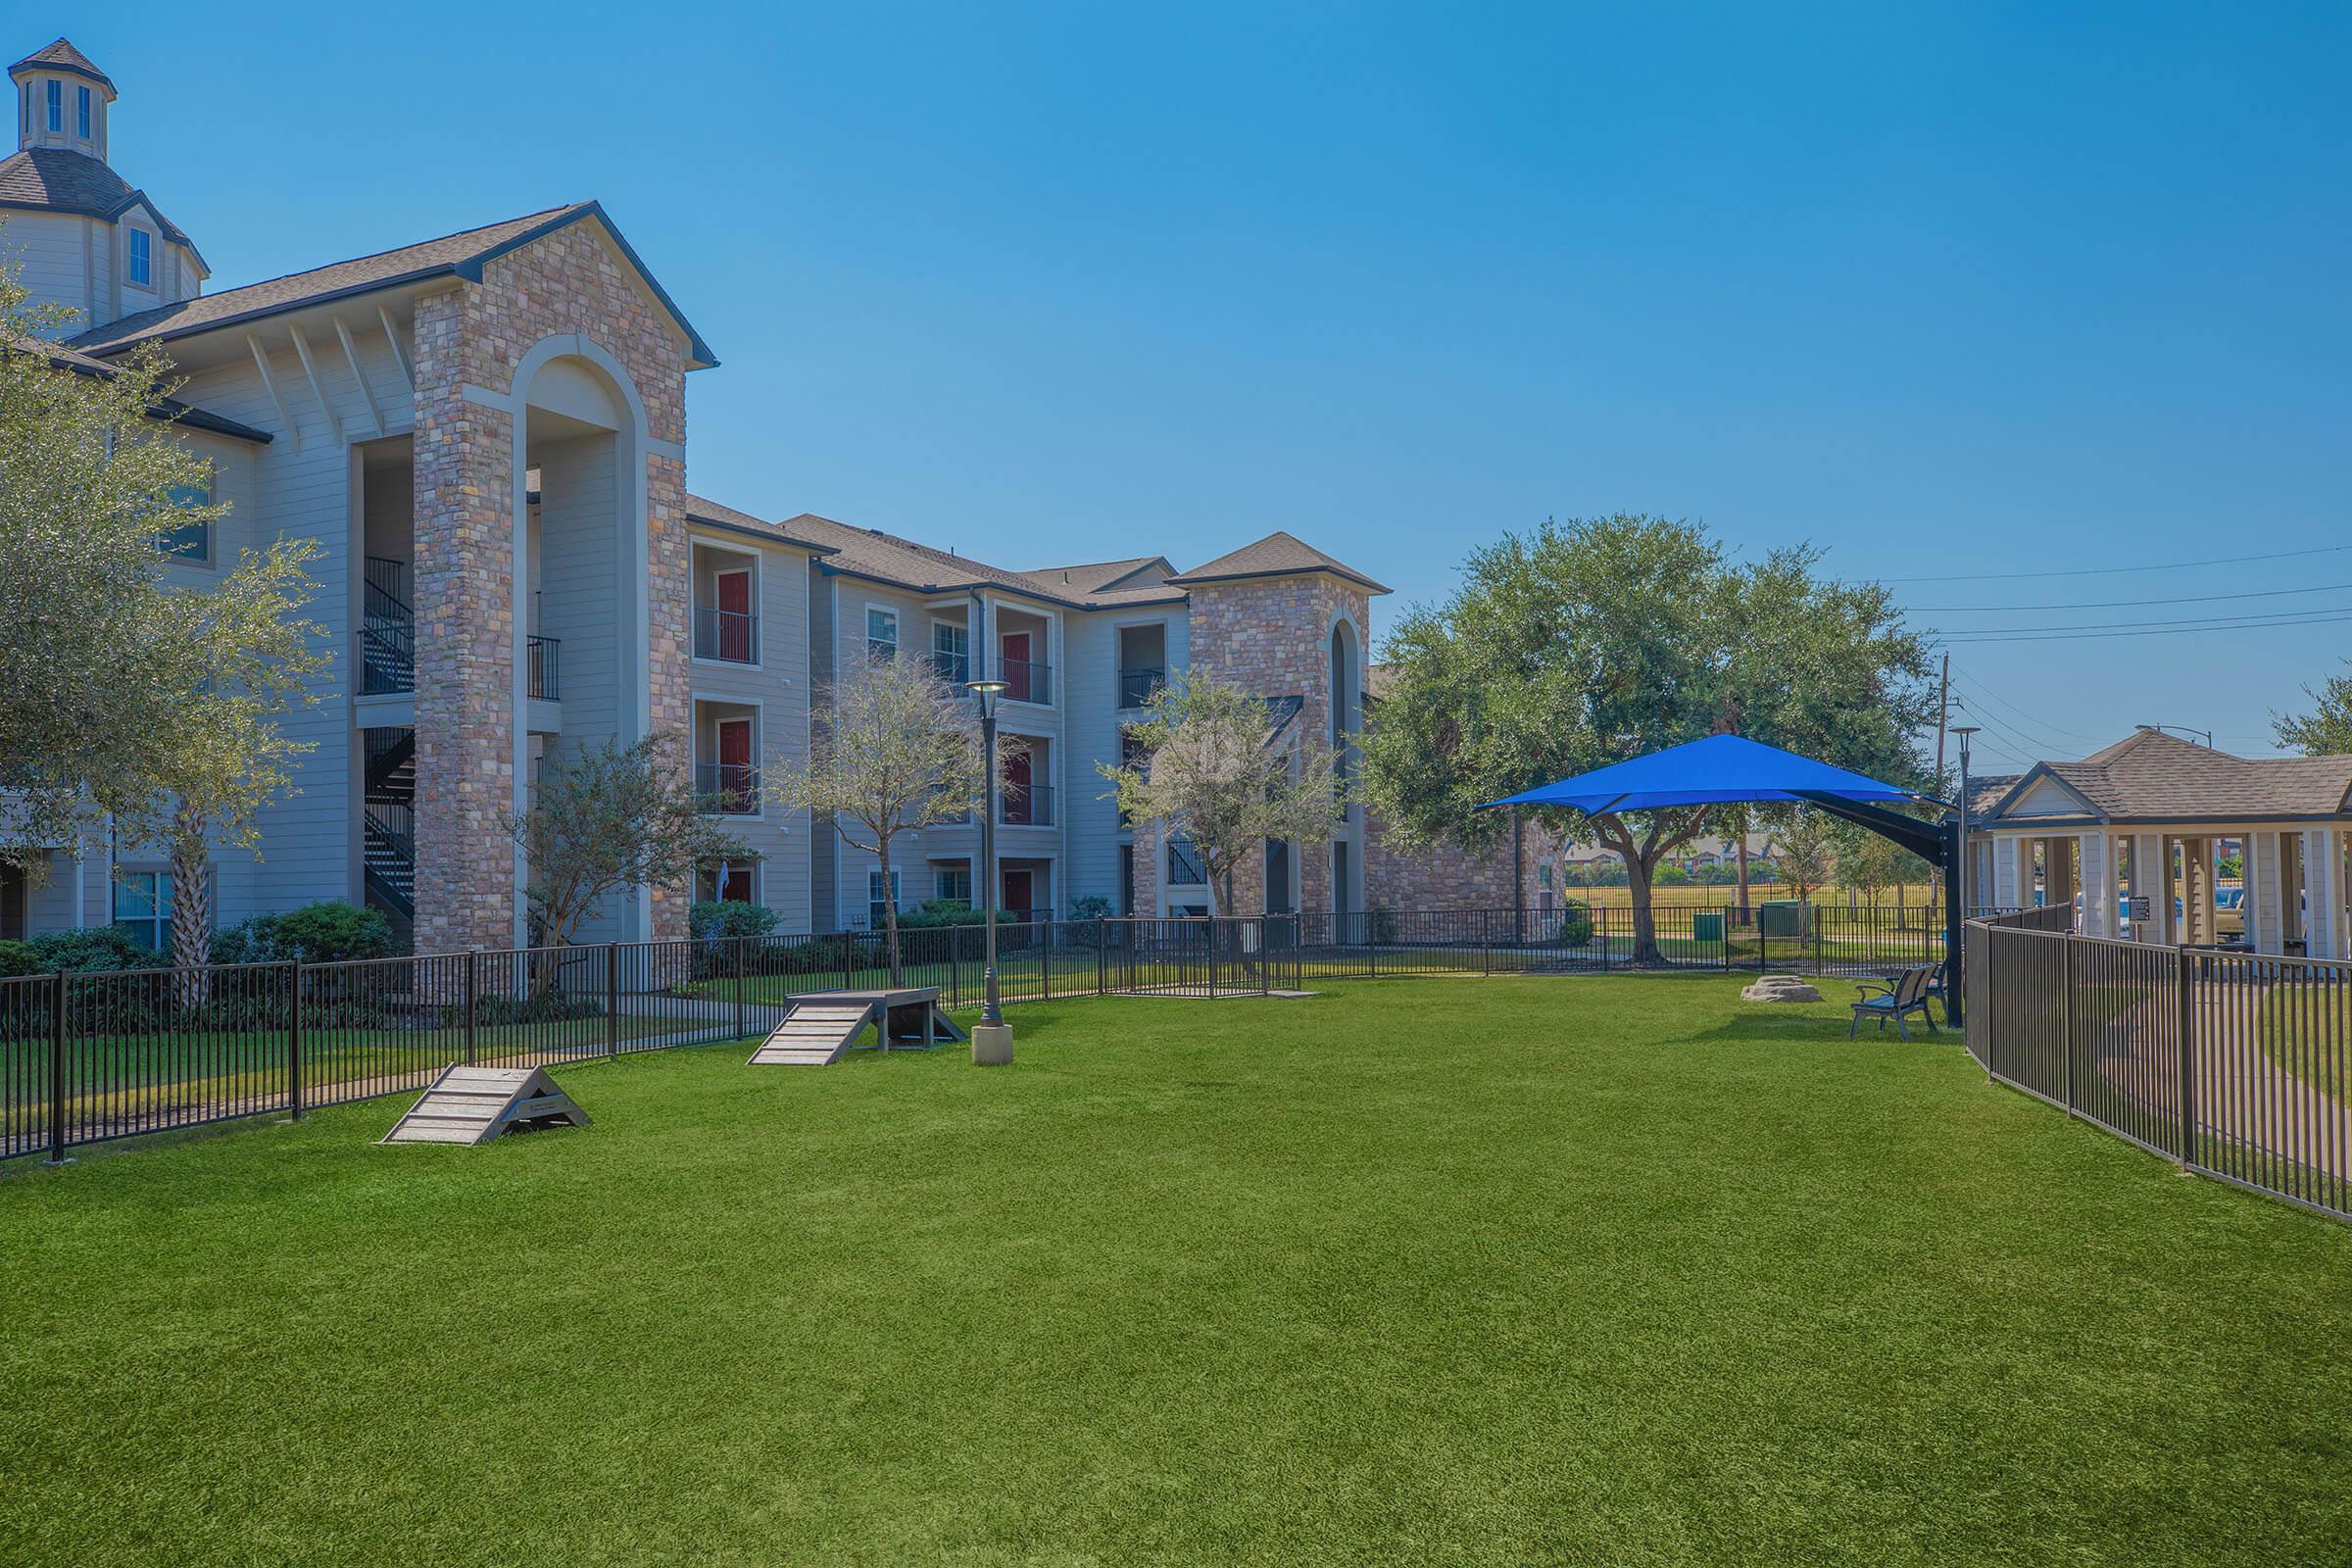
[
  {"xmin": 1908, "ymin": 578, "xmax": 2352, "ymax": 613},
  {"xmin": 1877, "ymin": 541, "xmax": 2352, "ymax": 585},
  {"xmin": 1930, "ymin": 606, "xmax": 2352, "ymax": 645},
  {"xmin": 1948, "ymin": 670, "xmax": 2106, "ymax": 749}
]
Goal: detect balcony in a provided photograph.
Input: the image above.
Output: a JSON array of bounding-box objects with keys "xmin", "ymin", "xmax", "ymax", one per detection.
[
  {"xmin": 527, "ymin": 635, "xmax": 560, "ymax": 700},
  {"xmin": 1117, "ymin": 666, "xmax": 1164, "ymax": 709},
  {"xmin": 695, "ymin": 761, "xmax": 761, "ymax": 815},
  {"xmin": 693, "ymin": 608, "xmax": 760, "ymax": 663},
  {"xmin": 1001, "ymin": 658, "xmax": 1053, "ymax": 706},
  {"xmin": 927, "ymin": 649, "xmax": 970, "ymax": 685},
  {"xmin": 1001, "ymin": 783, "xmax": 1055, "ymax": 828}
]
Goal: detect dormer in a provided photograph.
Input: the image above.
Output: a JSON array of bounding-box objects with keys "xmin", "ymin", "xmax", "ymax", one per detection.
[{"xmin": 12, "ymin": 37, "xmax": 112, "ymax": 161}]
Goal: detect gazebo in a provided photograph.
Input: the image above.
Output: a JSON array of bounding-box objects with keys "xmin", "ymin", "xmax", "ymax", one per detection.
[{"xmin": 1974, "ymin": 728, "xmax": 2352, "ymax": 959}]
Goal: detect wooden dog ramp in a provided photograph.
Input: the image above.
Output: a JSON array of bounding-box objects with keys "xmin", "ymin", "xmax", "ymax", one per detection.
[
  {"xmin": 749, "ymin": 989, "xmax": 967, "ymax": 1066},
  {"xmin": 381, "ymin": 1065, "xmax": 590, "ymax": 1145}
]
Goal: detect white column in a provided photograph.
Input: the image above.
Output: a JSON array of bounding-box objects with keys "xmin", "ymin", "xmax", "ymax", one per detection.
[
  {"xmin": 2303, "ymin": 829, "xmax": 2344, "ymax": 960},
  {"xmin": 2078, "ymin": 833, "xmax": 2112, "ymax": 938},
  {"xmin": 1992, "ymin": 836, "xmax": 2024, "ymax": 908},
  {"xmin": 2247, "ymin": 831, "xmax": 2282, "ymax": 956},
  {"xmin": 2127, "ymin": 832, "xmax": 2166, "ymax": 943},
  {"xmin": 1968, "ymin": 839, "xmax": 1994, "ymax": 915}
]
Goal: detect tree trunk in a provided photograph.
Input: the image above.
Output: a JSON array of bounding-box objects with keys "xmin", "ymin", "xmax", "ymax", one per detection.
[
  {"xmin": 1734, "ymin": 809, "xmax": 1751, "ymax": 925},
  {"xmin": 878, "ymin": 836, "xmax": 903, "ymax": 988},
  {"xmin": 168, "ymin": 805, "xmax": 211, "ymax": 1013},
  {"xmin": 1626, "ymin": 854, "xmax": 1662, "ymax": 966}
]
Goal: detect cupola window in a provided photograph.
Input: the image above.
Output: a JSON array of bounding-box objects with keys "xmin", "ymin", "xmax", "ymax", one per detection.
[
  {"xmin": 76, "ymin": 83, "xmax": 89, "ymax": 137},
  {"xmin": 44, "ymin": 77, "xmax": 59, "ymax": 131},
  {"xmin": 127, "ymin": 227, "xmax": 152, "ymax": 287}
]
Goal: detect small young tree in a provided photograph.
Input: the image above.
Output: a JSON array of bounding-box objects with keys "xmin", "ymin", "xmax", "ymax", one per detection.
[
  {"xmin": 764, "ymin": 656, "xmax": 1003, "ymax": 985},
  {"xmin": 1774, "ymin": 807, "xmax": 1836, "ymax": 904},
  {"xmin": 1099, "ymin": 669, "xmax": 1346, "ymax": 917},
  {"xmin": 507, "ymin": 735, "xmax": 743, "ymax": 982}
]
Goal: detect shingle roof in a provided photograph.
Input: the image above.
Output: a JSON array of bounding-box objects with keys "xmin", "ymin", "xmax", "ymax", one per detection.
[
  {"xmin": 1163, "ymin": 529, "xmax": 1391, "ymax": 594},
  {"xmin": 10, "ymin": 38, "xmax": 113, "ymax": 91},
  {"xmin": 1966, "ymin": 773, "xmax": 2021, "ymax": 822},
  {"xmin": 0, "ymin": 148, "xmax": 196, "ymax": 253},
  {"xmin": 12, "ymin": 331, "xmax": 270, "ymax": 443},
  {"xmin": 782, "ymin": 514, "xmax": 1188, "ymax": 610},
  {"xmin": 1015, "ymin": 556, "xmax": 1173, "ymax": 596},
  {"xmin": 684, "ymin": 494, "xmax": 838, "ymax": 555},
  {"xmin": 69, "ymin": 201, "xmax": 717, "ymax": 368},
  {"xmin": 1987, "ymin": 729, "xmax": 2352, "ymax": 824}
]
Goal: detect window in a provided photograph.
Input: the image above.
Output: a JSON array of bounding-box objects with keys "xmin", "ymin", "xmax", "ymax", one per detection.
[
  {"xmin": 159, "ymin": 480, "xmax": 212, "ymax": 563},
  {"xmin": 931, "ymin": 620, "xmax": 968, "ymax": 683},
  {"xmin": 865, "ymin": 607, "xmax": 898, "ymax": 662},
  {"xmin": 1168, "ymin": 835, "xmax": 1206, "ymax": 886},
  {"xmin": 128, "ymin": 227, "xmax": 152, "ymax": 287},
  {"xmin": 76, "ymin": 84, "xmax": 90, "ymax": 138},
  {"xmin": 45, "ymin": 78, "xmax": 60, "ymax": 132},
  {"xmin": 867, "ymin": 869, "xmax": 902, "ymax": 930},
  {"xmin": 934, "ymin": 865, "xmax": 971, "ymax": 905},
  {"xmin": 113, "ymin": 870, "xmax": 174, "ymax": 956},
  {"xmin": 697, "ymin": 858, "xmax": 758, "ymax": 905}
]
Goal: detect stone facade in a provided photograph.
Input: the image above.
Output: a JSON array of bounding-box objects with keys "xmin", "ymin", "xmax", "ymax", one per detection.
[
  {"xmin": 1180, "ymin": 572, "xmax": 1371, "ymax": 916},
  {"xmin": 411, "ymin": 220, "xmax": 694, "ymax": 950}
]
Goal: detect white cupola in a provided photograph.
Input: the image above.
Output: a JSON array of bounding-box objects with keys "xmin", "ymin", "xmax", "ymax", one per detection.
[{"xmin": 11, "ymin": 36, "xmax": 113, "ymax": 161}]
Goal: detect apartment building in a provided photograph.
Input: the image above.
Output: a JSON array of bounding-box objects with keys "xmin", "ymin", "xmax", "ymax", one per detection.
[{"xmin": 4, "ymin": 36, "xmax": 1521, "ymax": 952}]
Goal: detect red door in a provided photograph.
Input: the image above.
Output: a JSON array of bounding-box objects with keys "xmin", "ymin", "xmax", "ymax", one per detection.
[
  {"xmin": 1002, "ymin": 631, "xmax": 1031, "ymax": 703},
  {"xmin": 1002, "ymin": 868, "xmax": 1034, "ymax": 920},
  {"xmin": 1004, "ymin": 744, "xmax": 1032, "ymax": 824},
  {"xmin": 716, "ymin": 569, "xmax": 752, "ymax": 662},
  {"xmin": 717, "ymin": 717, "xmax": 753, "ymax": 808}
]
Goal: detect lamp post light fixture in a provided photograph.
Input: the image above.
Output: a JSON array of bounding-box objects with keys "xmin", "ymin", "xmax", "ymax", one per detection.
[
  {"xmin": 965, "ymin": 677, "xmax": 1013, "ymax": 1064},
  {"xmin": 1951, "ymin": 724, "xmax": 1981, "ymax": 918}
]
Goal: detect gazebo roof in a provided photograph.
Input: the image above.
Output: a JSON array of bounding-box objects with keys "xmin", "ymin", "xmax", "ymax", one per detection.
[{"xmin": 1984, "ymin": 728, "xmax": 2352, "ymax": 827}]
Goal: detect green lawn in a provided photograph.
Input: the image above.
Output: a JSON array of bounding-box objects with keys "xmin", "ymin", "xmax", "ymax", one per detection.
[{"xmin": 3, "ymin": 975, "xmax": 2347, "ymax": 1565}]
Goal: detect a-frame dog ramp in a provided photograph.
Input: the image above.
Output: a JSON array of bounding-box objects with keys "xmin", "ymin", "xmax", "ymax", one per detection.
[
  {"xmin": 748, "ymin": 989, "xmax": 966, "ymax": 1065},
  {"xmin": 381, "ymin": 1065, "xmax": 591, "ymax": 1145}
]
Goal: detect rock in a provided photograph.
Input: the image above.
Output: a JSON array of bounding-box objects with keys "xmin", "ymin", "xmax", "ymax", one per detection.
[{"xmin": 1741, "ymin": 975, "xmax": 1822, "ymax": 1003}]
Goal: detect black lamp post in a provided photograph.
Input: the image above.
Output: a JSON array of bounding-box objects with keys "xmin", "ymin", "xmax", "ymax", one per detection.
[
  {"xmin": 1952, "ymin": 724, "xmax": 1980, "ymax": 917},
  {"xmin": 966, "ymin": 677, "xmax": 1009, "ymax": 1030}
]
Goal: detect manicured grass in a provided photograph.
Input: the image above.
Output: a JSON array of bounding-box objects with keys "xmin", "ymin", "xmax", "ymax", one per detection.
[{"xmin": 3, "ymin": 976, "xmax": 2347, "ymax": 1565}]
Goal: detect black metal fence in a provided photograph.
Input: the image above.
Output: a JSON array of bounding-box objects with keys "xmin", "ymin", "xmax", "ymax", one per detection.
[
  {"xmin": 3, "ymin": 904, "xmax": 1944, "ymax": 1164},
  {"xmin": 1965, "ymin": 915, "xmax": 2352, "ymax": 1222}
]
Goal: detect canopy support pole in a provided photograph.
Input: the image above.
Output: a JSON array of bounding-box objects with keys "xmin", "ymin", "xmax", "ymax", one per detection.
[{"xmin": 1791, "ymin": 792, "xmax": 1964, "ymax": 1027}]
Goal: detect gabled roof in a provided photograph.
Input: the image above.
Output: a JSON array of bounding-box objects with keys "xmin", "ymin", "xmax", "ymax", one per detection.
[
  {"xmin": 1984, "ymin": 728, "xmax": 2352, "ymax": 826},
  {"xmin": 69, "ymin": 201, "xmax": 717, "ymax": 368},
  {"xmin": 0, "ymin": 148, "xmax": 200, "ymax": 258},
  {"xmin": 13, "ymin": 332, "xmax": 271, "ymax": 443},
  {"xmin": 1164, "ymin": 529, "xmax": 1391, "ymax": 594},
  {"xmin": 1016, "ymin": 556, "xmax": 1174, "ymax": 596},
  {"xmin": 10, "ymin": 38, "xmax": 113, "ymax": 91},
  {"xmin": 1965, "ymin": 773, "xmax": 2022, "ymax": 822},
  {"xmin": 783, "ymin": 513, "xmax": 1188, "ymax": 611}
]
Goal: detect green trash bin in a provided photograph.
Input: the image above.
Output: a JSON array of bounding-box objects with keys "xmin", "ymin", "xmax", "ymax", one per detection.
[
  {"xmin": 1759, "ymin": 900, "xmax": 1806, "ymax": 938},
  {"xmin": 1690, "ymin": 911, "xmax": 1725, "ymax": 945}
]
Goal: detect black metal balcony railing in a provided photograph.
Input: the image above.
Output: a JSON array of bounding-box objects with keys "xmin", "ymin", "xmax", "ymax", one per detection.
[
  {"xmin": 1001, "ymin": 783, "xmax": 1055, "ymax": 828},
  {"xmin": 359, "ymin": 555, "xmax": 416, "ymax": 695},
  {"xmin": 693, "ymin": 608, "xmax": 760, "ymax": 663},
  {"xmin": 1001, "ymin": 657, "xmax": 1053, "ymax": 706},
  {"xmin": 527, "ymin": 636, "xmax": 560, "ymax": 701},
  {"xmin": 928, "ymin": 650, "xmax": 970, "ymax": 685},
  {"xmin": 1117, "ymin": 666, "xmax": 1164, "ymax": 709},
  {"xmin": 695, "ymin": 761, "xmax": 761, "ymax": 815}
]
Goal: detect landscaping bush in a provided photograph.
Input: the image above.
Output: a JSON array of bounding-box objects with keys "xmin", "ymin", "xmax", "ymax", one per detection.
[
  {"xmin": 0, "ymin": 939, "xmax": 40, "ymax": 977},
  {"xmin": 1069, "ymin": 896, "xmax": 1113, "ymax": 922},
  {"xmin": 32, "ymin": 926, "xmax": 157, "ymax": 972},
  {"xmin": 896, "ymin": 898, "xmax": 988, "ymax": 929},
  {"xmin": 470, "ymin": 989, "xmax": 608, "ymax": 1027},
  {"xmin": 690, "ymin": 901, "xmax": 782, "ymax": 941},
  {"xmin": 1556, "ymin": 899, "xmax": 1594, "ymax": 949},
  {"xmin": 210, "ymin": 901, "xmax": 398, "ymax": 967}
]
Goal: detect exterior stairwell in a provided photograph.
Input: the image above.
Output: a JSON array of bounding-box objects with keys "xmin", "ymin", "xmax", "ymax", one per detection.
[
  {"xmin": 359, "ymin": 556, "xmax": 416, "ymax": 695},
  {"xmin": 363, "ymin": 727, "xmax": 416, "ymax": 941}
]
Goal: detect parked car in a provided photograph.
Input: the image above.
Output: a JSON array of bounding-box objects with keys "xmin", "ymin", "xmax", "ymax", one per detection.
[{"xmin": 2216, "ymin": 886, "xmax": 2245, "ymax": 938}]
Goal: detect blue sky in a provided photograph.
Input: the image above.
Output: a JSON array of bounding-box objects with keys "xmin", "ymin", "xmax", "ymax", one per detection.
[{"xmin": 60, "ymin": 2, "xmax": 2351, "ymax": 769}]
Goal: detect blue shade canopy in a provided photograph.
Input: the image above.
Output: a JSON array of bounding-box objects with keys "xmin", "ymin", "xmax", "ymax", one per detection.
[{"xmin": 1482, "ymin": 733, "xmax": 1924, "ymax": 814}]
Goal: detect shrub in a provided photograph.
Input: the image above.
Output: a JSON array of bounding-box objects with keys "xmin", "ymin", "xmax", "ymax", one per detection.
[
  {"xmin": 690, "ymin": 901, "xmax": 781, "ymax": 940},
  {"xmin": 32, "ymin": 926, "xmax": 157, "ymax": 972},
  {"xmin": 896, "ymin": 898, "xmax": 987, "ymax": 930},
  {"xmin": 1556, "ymin": 899, "xmax": 1594, "ymax": 949},
  {"xmin": 211, "ymin": 901, "xmax": 399, "ymax": 966},
  {"xmin": 470, "ymin": 990, "xmax": 608, "ymax": 1027},
  {"xmin": 1656, "ymin": 863, "xmax": 1691, "ymax": 886},
  {"xmin": 0, "ymin": 939, "xmax": 41, "ymax": 977},
  {"xmin": 1068, "ymin": 895, "xmax": 1113, "ymax": 922}
]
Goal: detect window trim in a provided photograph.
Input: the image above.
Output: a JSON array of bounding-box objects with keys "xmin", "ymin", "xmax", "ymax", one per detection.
[
  {"xmin": 76, "ymin": 83, "xmax": 90, "ymax": 138},
  {"xmin": 864, "ymin": 604, "xmax": 899, "ymax": 663},
  {"xmin": 45, "ymin": 78, "xmax": 60, "ymax": 133},
  {"xmin": 933, "ymin": 862, "xmax": 972, "ymax": 906},
  {"xmin": 127, "ymin": 225, "xmax": 154, "ymax": 288},
  {"xmin": 111, "ymin": 868, "xmax": 175, "ymax": 956}
]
